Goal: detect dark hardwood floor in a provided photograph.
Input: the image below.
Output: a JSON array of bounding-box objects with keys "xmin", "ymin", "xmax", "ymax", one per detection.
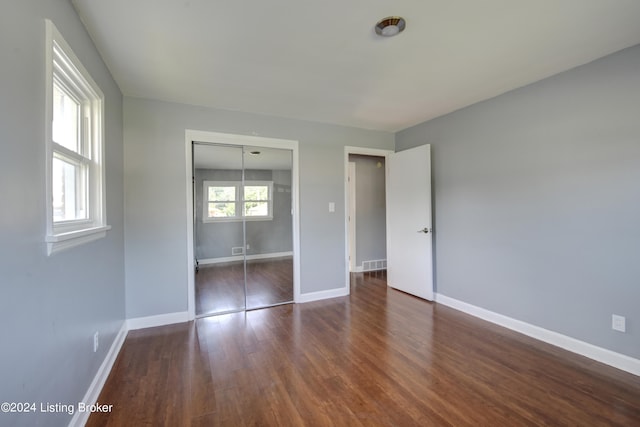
[
  {"xmin": 196, "ymin": 257, "xmax": 293, "ymax": 316},
  {"xmin": 88, "ymin": 271, "xmax": 640, "ymax": 426}
]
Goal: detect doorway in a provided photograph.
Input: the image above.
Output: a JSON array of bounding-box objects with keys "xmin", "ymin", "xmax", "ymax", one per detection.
[
  {"xmin": 344, "ymin": 144, "xmax": 434, "ymax": 301},
  {"xmin": 186, "ymin": 131, "xmax": 300, "ymax": 318},
  {"xmin": 344, "ymin": 147, "xmax": 393, "ymax": 290},
  {"xmin": 347, "ymin": 154, "xmax": 387, "ymax": 273}
]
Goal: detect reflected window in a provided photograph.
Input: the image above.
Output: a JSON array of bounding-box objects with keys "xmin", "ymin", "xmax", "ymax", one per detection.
[{"xmin": 203, "ymin": 181, "xmax": 273, "ymax": 222}]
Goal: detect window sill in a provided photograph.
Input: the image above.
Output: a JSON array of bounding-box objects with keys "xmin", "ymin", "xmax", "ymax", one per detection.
[
  {"xmin": 202, "ymin": 216, "xmax": 273, "ymax": 224},
  {"xmin": 46, "ymin": 225, "xmax": 111, "ymax": 256}
]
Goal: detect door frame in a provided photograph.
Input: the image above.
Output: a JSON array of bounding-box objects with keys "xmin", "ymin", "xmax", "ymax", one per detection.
[
  {"xmin": 186, "ymin": 129, "xmax": 301, "ymax": 320},
  {"xmin": 343, "ymin": 146, "xmax": 394, "ymax": 293},
  {"xmin": 348, "ymin": 161, "xmax": 356, "ymax": 272}
]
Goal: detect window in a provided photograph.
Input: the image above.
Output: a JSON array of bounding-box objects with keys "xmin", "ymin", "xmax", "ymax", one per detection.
[
  {"xmin": 203, "ymin": 181, "xmax": 273, "ymax": 222},
  {"xmin": 45, "ymin": 20, "xmax": 109, "ymax": 255}
]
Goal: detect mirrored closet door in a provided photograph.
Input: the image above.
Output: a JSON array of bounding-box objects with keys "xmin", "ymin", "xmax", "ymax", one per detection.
[{"xmin": 193, "ymin": 142, "xmax": 294, "ymax": 317}]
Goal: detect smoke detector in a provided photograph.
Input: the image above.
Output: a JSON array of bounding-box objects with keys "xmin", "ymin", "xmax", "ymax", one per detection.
[{"xmin": 375, "ymin": 16, "xmax": 406, "ymax": 37}]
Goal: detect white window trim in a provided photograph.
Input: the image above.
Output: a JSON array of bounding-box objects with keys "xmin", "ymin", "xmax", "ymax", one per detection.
[
  {"xmin": 203, "ymin": 180, "xmax": 274, "ymax": 223},
  {"xmin": 45, "ymin": 20, "xmax": 110, "ymax": 255}
]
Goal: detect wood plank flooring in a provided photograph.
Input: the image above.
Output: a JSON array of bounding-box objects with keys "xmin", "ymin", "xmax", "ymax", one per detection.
[
  {"xmin": 88, "ymin": 271, "xmax": 640, "ymax": 426},
  {"xmin": 195, "ymin": 257, "xmax": 293, "ymax": 316}
]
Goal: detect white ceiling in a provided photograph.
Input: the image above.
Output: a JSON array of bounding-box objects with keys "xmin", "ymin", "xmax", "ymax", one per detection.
[{"xmin": 72, "ymin": 0, "xmax": 640, "ymax": 132}]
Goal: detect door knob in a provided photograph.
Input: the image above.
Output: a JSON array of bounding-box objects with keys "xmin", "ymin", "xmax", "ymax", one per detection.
[{"xmin": 418, "ymin": 227, "xmax": 430, "ymax": 233}]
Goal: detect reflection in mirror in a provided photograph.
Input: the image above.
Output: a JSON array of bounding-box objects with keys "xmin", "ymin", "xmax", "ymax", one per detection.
[
  {"xmin": 193, "ymin": 143, "xmax": 294, "ymax": 316},
  {"xmin": 193, "ymin": 143, "xmax": 246, "ymax": 316},
  {"xmin": 244, "ymin": 146, "xmax": 294, "ymax": 309}
]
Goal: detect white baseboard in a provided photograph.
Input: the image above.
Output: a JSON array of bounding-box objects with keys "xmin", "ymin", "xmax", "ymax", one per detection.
[
  {"xmin": 126, "ymin": 311, "xmax": 190, "ymax": 330},
  {"xmin": 297, "ymin": 286, "xmax": 349, "ymax": 303},
  {"xmin": 69, "ymin": 321, "xmax": 128, "ymax": 427},
  {"xmin": 198, "ymin": 251, "xmax": 293, "ymax": 265},
  {"xmin": 435, "ymin": 293, "xmax": 640, "ymax": 377}
]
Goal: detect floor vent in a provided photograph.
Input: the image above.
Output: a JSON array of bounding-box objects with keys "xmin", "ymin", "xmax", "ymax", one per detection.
[{"xmin": 362, "ymin": 259, "xmax": 387, "ymax": 272}]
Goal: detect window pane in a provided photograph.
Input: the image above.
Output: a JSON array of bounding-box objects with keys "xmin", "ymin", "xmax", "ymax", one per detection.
[
  {"xmin": 244, "ymin": 201, "xmax": 268, "ymax": 217},
  {"xmin": 52, "ymin": 82, "xmax": 80, "ymax": 152},
  {"xmin": 52, "ymin": 156, "xmax": 87, "ymax": 222},
  {"xmin": 208, "ymin": 186, "xmax": 235, "ymax": 202},
  {"xmin": 209, "ymin": 202, "xmax": 236, "ymax": 218},
  {"xmin": 244, "ymin": 185, "xmax": 268, "ymax": 201}
]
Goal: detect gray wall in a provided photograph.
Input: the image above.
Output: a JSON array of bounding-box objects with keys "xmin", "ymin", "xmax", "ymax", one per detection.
[
  {"xmin": 349, "ymin": 155, "xmax": 386, "ymax": 266},
  {"xmin": 195, "ymin": 168, "xmax": 293, "ymax": 259},
  {"xmin": 124, "ymin": 97, "xmax": 394, "ymax": 318},
  {"xmin": 0, "ymin": 2, "xmax": 125, "ymax": 426},
  {"xmin": 396, "ymin": 45, "xmax": 640, "ymax": 359}
]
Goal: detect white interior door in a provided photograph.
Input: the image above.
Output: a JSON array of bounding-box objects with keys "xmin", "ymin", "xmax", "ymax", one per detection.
[{"xmin": 386, "ymin": 144, "xmax": 433, "ymax": 300}]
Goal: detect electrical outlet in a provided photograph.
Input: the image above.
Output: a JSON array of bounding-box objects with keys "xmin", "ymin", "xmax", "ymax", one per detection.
[
  {"xmin": 612, "ymin": 315, "xmax": 626, "ymax": 333},
  {"xmin": 246, "ymin": 243, "xmax": 250, "ymax": 250},
  {"xmin": 93, "ymin": 331, "xmax": 99, "ymax": 352}
]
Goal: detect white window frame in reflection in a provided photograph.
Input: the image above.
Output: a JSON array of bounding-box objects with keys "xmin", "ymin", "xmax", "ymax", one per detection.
[{"xmin": 203, "ymin": 180, "xmax": 273, "ymax": 223}]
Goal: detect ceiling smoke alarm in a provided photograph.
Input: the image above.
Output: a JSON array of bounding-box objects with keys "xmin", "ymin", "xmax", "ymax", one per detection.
[{"xmin": 375, "ymin": 16, "xmax": 406, "ymax": 37}]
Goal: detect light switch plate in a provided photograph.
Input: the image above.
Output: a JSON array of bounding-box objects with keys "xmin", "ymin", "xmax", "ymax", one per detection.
[{"xmin": 612, "ymin": 314, "xmax": 626, "ymax": 333}]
